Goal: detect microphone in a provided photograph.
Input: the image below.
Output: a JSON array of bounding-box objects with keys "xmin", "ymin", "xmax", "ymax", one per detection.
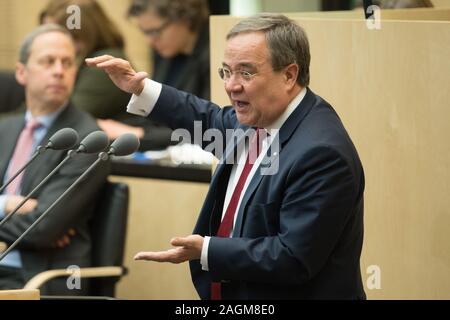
[
  {"xmin": 108, "ymin": 133, "xmax": 141, "ymax": 156},
  {"xmin": 74, "ymin": 130, "xmax": 109, "ymax": 154},
  {"xmin": 46, "ymin": 128, "xmax": 79, "ymax": 151},
  {"xmin": 0, "ymin": 133, "xmax": 139, "ymax": 261},
  {"xmin": 0, "ymin": 131, "xmax": 109, "ymax": 229},
  {"xmin": 0, "ymin": 128, "xmax": 79, "ymax": 194}
]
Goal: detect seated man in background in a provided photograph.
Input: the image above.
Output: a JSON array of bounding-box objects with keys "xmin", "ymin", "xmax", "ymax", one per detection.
[{"xmin": 0, "ymin": 24, "xmax": 109, "ymax": 295}]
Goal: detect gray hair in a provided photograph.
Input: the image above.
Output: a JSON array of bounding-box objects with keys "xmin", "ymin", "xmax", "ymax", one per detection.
[
  {"xmin": 227, "ymin": 13, "xmax": 310, "ymax": 87},
  {"xmin": 19, "ymin": 24, "xmax": 73, "ymax": 64}
]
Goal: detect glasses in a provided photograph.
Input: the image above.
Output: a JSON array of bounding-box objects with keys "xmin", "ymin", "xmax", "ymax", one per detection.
[
  {"xmin": 142, "ymin": 21, "xmax": 171, "ymax": 38},
  {"xmin": 218, "ymin": 67, "xmax": 261, "ymax": 84}
]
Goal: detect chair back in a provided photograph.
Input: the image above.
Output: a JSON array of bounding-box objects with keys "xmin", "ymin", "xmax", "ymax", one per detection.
[{"xmin": 89, "ymin": 180, "xmax": 129, "ymax": 296}]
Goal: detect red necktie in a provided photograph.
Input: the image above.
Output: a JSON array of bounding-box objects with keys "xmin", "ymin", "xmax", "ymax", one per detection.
[
  {"xmin": 211, "ymin": 128, "xmax": 263, "ymax": 300},
  {"xmin": 6, "ymin": 119, "xmax": 42, "ymax": 195}
]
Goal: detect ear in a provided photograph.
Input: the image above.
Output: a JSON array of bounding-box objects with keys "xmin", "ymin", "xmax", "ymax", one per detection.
[
  {"xmin": 284, "ymin": 63, "xmax": 299, "ymax": 89},
  {"xmin": 15, "ymin": 62, "xmax": 27, "ymax": 86}
]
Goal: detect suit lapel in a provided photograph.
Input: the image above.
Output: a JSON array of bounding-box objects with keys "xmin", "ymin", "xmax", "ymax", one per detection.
[
  {"xmin": 232, "ymin": 151, "xmax": 270, "ymax": 237},
  {"xmin": 205, "ymin": 125, "xmax": 251, "ymax": 235},
  {"xmin": 277, "ymin": 88, "xmax": 316, "ymax": 148}
]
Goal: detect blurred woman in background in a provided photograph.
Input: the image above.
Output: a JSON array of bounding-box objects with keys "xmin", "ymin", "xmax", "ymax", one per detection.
[
  {"xmin": 40, "ymin": 0, "xmax": 131, "ymax": 120},
  {"xmin": 128, "ymin": 0, "xmax": 210, "ymax": 99},
  {"xmin": 96, "ymin": 0, "xmax": 210, "ymax": 149}
]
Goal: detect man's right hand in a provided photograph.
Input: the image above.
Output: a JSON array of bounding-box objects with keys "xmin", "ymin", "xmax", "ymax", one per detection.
[
  {"xmin": 85, "ymin": 55, "xmax": 148, "ymax": 95},
  {"xmin": 5, "ymin": 195, "xmax": 38, "ymax": 215}
]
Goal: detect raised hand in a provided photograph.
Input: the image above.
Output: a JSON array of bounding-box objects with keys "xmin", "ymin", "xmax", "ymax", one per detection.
[
  {"xmin": 85, "ymin": 55, "xmax": 148, "ymax": 95},
  {"xmin": 134, "ymin": 235, "xmax": 204, "ymax": 264}
]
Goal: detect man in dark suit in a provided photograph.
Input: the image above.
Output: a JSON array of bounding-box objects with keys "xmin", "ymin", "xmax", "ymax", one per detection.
[
  {"xmin": 87, "ymin": 13, "xmax": 365, "ymax": 299},
  {"xmin": 0, "ymin": 24, "xmax": 109, "ymax": 295}
]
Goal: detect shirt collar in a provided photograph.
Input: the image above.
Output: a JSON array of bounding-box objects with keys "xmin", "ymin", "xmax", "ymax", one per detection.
[
  {"xmin": 24, "ymin": 103, "xmax": 68, "ymax": 129},
  {"xmin": 264, "ymin": 86, "xmax": 307, "ymax": 133}
]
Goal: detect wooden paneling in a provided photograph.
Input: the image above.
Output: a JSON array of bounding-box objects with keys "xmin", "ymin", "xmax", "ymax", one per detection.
[
  {"xmin": 429, "ymin": 0, "xmax": 450, "ymax": 7},
  {"xmin": 0, "ymin": 0, "xmax": 44, "ymax": 69},
  {"xmin": 111, "ymin": 176, "xmax": 209, "ymax": 300}
]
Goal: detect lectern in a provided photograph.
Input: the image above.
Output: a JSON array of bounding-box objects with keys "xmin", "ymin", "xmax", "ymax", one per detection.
[{"xmin": 0, "ymin": 289, "xmax": 40, "ymax": 300}]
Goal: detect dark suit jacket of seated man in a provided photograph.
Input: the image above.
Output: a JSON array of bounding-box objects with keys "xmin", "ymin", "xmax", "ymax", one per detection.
[
  {"xmin": 87, "ymin": 13, "xmax": 366, "ymax": 300},
  {"xmin": 0, "ymin": 24, "xmax": 109, "ymax": 295}
]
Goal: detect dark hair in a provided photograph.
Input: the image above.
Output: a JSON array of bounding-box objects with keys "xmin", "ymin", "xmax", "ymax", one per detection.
[
  {"xmin": 227, "ymin": 13, "xmax": 310, "ymax": 87},
  {"xmin": 128, "ymin": 0, "xmax": 209, "ymax": 32}
]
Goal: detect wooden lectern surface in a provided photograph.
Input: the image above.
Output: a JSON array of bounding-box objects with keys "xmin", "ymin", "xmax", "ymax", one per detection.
[{"xmin": 0, "ymin": 289, "xmax": 40, "ymax": 300}]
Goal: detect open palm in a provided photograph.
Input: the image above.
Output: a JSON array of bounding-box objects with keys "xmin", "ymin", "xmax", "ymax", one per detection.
[{"xmin": 85, "ymin": 55, "xmax": 148, "ymax": 95}]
